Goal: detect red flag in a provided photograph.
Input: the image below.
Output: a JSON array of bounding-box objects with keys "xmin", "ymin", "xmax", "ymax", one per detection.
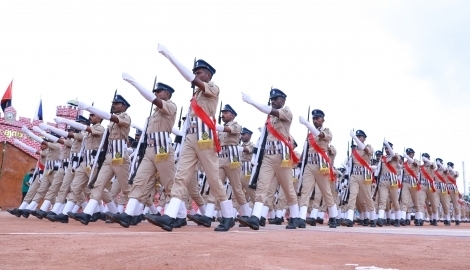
[{"xmin": 1, "ymin": 79, "xmax": 13, "ymax": 112}]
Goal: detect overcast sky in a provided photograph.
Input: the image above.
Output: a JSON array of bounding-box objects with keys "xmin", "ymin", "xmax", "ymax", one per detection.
[{"xmin": 1, "ymin": 0, "xmax": 469, "ymax": 193}]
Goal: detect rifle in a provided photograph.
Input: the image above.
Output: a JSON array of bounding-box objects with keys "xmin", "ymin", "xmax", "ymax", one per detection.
[
  {"xmin": 372, "ymin": 144, "xmax": 385, "ymax": 201},
  {"xmin": 217, "ymin": 101, "xmax": 223, "ymax": 125},
  {"xmin": 128, "ymin": 76, "xmax": 157, "ymax": 185},
  {"xmin": 398, "ymin": 147, "xmax": 406, "ymax": 201},
  {"xmin": 296, "ymin": 106, "xmax": 310, "ymax": 196},
  {"xmin": 87, "ymin": 89, "xmax": 117, "ymax": 188},
  {"xmin": 248, "ymin": 97, "xmax": 270, "ymax": 190}
]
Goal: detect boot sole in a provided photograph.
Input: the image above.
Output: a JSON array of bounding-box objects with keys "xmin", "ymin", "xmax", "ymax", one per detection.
[
  {"xmin": 105, "ymin": 213, "xmax": 130, "ymax": 228},
  {"xmin": 146, "ymin": 217, "xmax": 173, "ymax": 232},
  {"xmin": 238, "ymin": 219, "xmax": 259, "ymax": 230}
]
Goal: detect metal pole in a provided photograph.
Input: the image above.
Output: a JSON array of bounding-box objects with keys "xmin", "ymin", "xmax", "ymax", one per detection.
[{"xmin": 462, "ymin": 161, "xmax": 467, "ymax": 196}]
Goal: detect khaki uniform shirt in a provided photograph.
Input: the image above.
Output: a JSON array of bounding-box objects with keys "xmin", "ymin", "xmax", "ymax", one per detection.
[
  {"xmin": 72, "ymin": 131, "xmax": 86, "ymax": 153},
  {"xmin": 241, "ymin": 141, "xmax": 255, "ymax": 162},
  {"xmin": 266, "ymin": 106, "xmax": 292, "ymax": 142},
  {"xmin": 85, "ymin": 124, "xmax": 105, "ymax": 150},
  {"xmin": 108, "ymin": 112, "xmax": 131, "ymax": 141},
  {"xmin": 308, "ymin": 126, "xmax": 332, "ymax": 154},
  {"xmin": 46, "ymin": 142, "xmax": 61, "ymax": 161},
  {"xmin": 219, "ymin": 120, "xmax": 241, "ymax": 146},
  {"xmin": 352, "ymin": 145, "xmax": 373, "ymax": 166},
  {"xmin": 147, "ymin": 100, "xmax": 177, "ymax": 133},
  {"xmin": 189, "ymin": 82, "xmax": 219, "ymax": 118}
]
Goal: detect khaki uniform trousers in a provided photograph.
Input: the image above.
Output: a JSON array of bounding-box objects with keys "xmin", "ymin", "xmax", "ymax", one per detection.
[
  {"xmin": 312, "ymin": 183, "xmax": 322, "ymax": 209},
  {"xmin": 400, "ymin": 182, "xmax": 420, "ymax": 212},
  {"xmin": 23, "ymin": 175, "xmax": 41, "ymax": 203},
  {"xmin": 189, "ymin": 172, "xmax": 206, "ymax": 207},
  {"xmin": 378, "ymin": 180, "xmax": 400, "ymax": 211},
  {"xmin": 254, "ymin": 153, "xmax": 297, "ymax": 207},
  {"xmin": 172, "ymin": 133, "xmax": 226, "ymax": 204},
  {"xmin": 264, "ymin": 176, "xmax": 279, "ymax": 210},
  {"xmin": 129, "ymin": 147, "xmax": 175, "ymax": 202},
  {"xmin": 70, "ymin": 162, "xmax": 95, "ymax": 205},
  {"xmin": 208, "ymin": 157, "xmax": 247, "ymax": 206},
  {"xmin": 449, "ymin": 190, "xmax": 460, "ymax": 217},
  {"xmin": 240, "ymin": 175, "xmax": 256, "ymax": 205},
  {"xmin": 299, "ymin": 163, "xmax": 335, "ymax": 208},
  {"xmin": 32, "ymin": 170, "xmax": 57, "ymax": 203},
  {"xmin": 110, "ymin": 179, "xmax": 126, "ymax": 205},
  {"xmin": 90, "ymin": 153, "xmax": 130, "ymax": 203},
  {"xmin": 57, "ymin": 167, "xmax": 75, "ymax": 204},
  {"xmin": 438, "ymin": 188, "xmax": 450, "ymax": 215},
  {"xmin": 418, "ymin": 185, "xmax": 438, "ymax": 215},
  {"xmin": 44, "ymin": 168, "xmax": 65, "ymax": 201},
  {"xmin": 348, "ymin": 174, "xmax": 374, "ymax": 212},
  {"xmin": 140, "ymin": 175, "xmax": 157, "ymax": 207}
]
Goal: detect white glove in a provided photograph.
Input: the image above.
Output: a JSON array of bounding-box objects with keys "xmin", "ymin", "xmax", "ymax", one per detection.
[
  {"xmin": 131, "ymin": 122, "xmax": 144, "ymax": 133},
  {"xmin": 237, "ymin": 146, "xmax": 244, "ymax": 153},
  {"xmin": 383, "ymin": 139, "xmax": 395, "ymax": 156},
  {"xmin": 39, "ymin": 123, "xmax": 68, "ymax": 138},
  {"xmin": 422, "ymin": 157, "xmax": 431, "ymax": 164},
  {"xmin": 28, "ymin": 178, "xmax": 33, "ymax": 186},
  {"xmin": 57, "ymin": 117, "xmax": 87, "ymax": 131},
  {"xmin": 299, "ymin": 116, "xmax": 320, "ymax": 136},
  {"xmin": 78, "ymin": 102, "xmax": 111, "ymax": 120},
  {"xmin": 403, "ymin": 153, "xmax": 414, "ymax": 163},
  {"xmin": 22, "ymin": 126, "xmax": 43, "ymax": 143},
  {"xmin": 241, "ymin": 92, "xmax": 271, "ymax": 114},
  {"xmin": 447, "ymin": 166, "xmax": 455, "ymax": 174},
  {"xmin": 216, "ymin": 124, "xmax": 225, "ymax": 132},
  {"xmin": 14, "ymin": 139, "xmax": 37, "ymax": 153},
  {"xmin": 350, "ymin": 130, "xmax": 365, "ymax": 150},
  {"xmin": 157, "ymin": 44, "xmax": 195, "ymax": 82},
  {"xmin": 370, "ymin": 165, "xmax": 377, "ymax": 170},
  {"xmin": 126, "ymin": 148, "xmax": 134, "ymax": 155},
  {"xmin": 33, "ymin": 126, "xmax": 59, "ymax": 143},
  {"xmin": 122, "ymin": 72, "xmax": 156, "ymax": 103},
  {"xmin": 171, "ymin": 127, "xmax": 183, "ymax": 137}
]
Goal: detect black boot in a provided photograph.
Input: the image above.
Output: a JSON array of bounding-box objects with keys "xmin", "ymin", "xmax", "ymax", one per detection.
[
  {"xmin": 376, "ymin": 218, "xmax": 383, "ymax": 227},
  {"xmin": 405, "ymin": 219, "xmax": 411, "ymax": 225},
  {"xmin": 237, "ymin": 216, "xmax": 249, "ymax": 227},
  {"xmin": 146, "ymin": 214, "xmax": 175, "ymax": 231},
  {"xmin": 432, "ymin": 219, "xmax": 438, "ymax": 226},
  {"xmin": 344, "ymin": 219, "xmax": 354, "ymax": 227},
  {"xmin": 297, "ymin": 218, "xmax": 306, "ymax": 228},
  {"xmin": 445, "ymin": 220, "xmax": 451, "ymax": 226},
  {"xmin": 400, "ymin": 219, "xmax": 406, "ymax": 226},
  {"xmin": 238, "ymin": 215, "xmax": 260, "ymax": 230},
  {"xmin": 414, "ymin": 219, "xmax": 419, "ymax": 226},
  {"xmin": 328, "ymin": 218, "xmax": 337, "ymax": 228},
  {"xmin": 7, "ymin": 208, "xmax": 21, "ymax": 218},
  {"xmin": 370, "ymin": 219, "xmax": 377, "ymax": 227},
  {"xmin": 71, "ymin": 212, "xmax": 91, "ymax": 225},
  {"xmin": 286, "ymin": 217, "xmax": 298, "ymax": 229},
  {"xmin": 30, "ymin": 210, "xmax": 44, "ymax": 220},
  {"xmin": 394, "ymin": 219, "xmax": 400, "ymax": 227},
  {"xmin": 386, "ymin": 218, "xmax": 391, "ymax": 226},
  {"xmin": 316, "ymin": 217, "xmax": 324, "ymax": 225},
  {"xmin": 172, "ymin": 217, "xmax": 188, "ymax": 228},
  {"xmin": 189, "ymin": 214, "xmax": 212, "ymax": 227},
  {"xmin": 362, "ymin": 218, "xmax": 369, "ymax": 226},
  {"xmin": 456, "ymin": 220, "xmax": 460, "ymax": 226},
  {"xmin": 214, "ymin": 217, "xmax": 234, "ymax": 232},
  {"xmin": 89, "ymin": 212, "xmax": 103, "ymax": 222},
  {"xmin": 306, "ymin": 217, "xmax": 316, "ymax": 226},
  {"xmin": 106, "ymin": 212, "xmax": 132, "ymax": 228},
  {"xmin": 47, "ymin": 213, "xmax": 69, "ymax": 223},
  {"xmin": 259, "ymin": 217, "xmax": 266, "ymax": 227},
  {"xmin": 18, "ymin": 209, "xmax": 30, "ymax": 218},
  {"xmin": 272, "ymin": 217, "xmax": 284, "ymax": 225}
]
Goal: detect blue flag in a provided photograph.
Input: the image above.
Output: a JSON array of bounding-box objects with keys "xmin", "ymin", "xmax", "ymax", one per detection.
[{"xmin": 34, "ymin": 98, "xmax": 43, "ymax": 120}]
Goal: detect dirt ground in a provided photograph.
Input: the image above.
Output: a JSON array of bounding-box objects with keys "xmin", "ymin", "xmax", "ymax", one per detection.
[{"xmin": 0, "ymin": 212, "xmax": 469, "ymax": 270}]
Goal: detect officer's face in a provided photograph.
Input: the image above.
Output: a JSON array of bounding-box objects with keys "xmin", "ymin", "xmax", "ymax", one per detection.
[
  {"xmin": 408, "ymin": 152, "xmax": 415, "ymax": 158},
  {"xmin": 241, "ymin": 133, "xmax": 251, "ymax": 142},
  {"xmin": 89, "ymin": 114, "xmax": 102, "ymax": 124},
  {"xmin": 357, "ymin": 135, "xmax": 366, "ymax": 143},
  {"xmin": 40, "ymin": 143, "xmax": 48, "ymax": 150},
  {"xmin": 194, "ymin": 69, "xmax": 211, "ymax": 82},
  {"xmin": 385, "ymin": 148, "xmax": 390, "ymax": 155},
  {"xmin": 155, "ymin": 90, "xmax": 170, "ymax": 100},
  {"xmin": 221, "ymin": 111, "xmax": 234, "ymax": 123},
  {"xmin": 112, "ymin": 102, "xmax": 126, "ymax": 113},
  {"xmin": 270, "ymin": 97, "xmax": 285, "ymax": 109},
  {"xmin": 312, "ymin": 116, "xmax": 324, "ymax": 127}
]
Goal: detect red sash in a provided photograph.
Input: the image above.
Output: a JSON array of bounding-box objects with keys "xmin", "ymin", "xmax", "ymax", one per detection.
[
  {"xmin": 352, "ymin": 148, "xmax": 375, "ymax": 183},
  {"xmin": 38, "ymin": 161, "xmax": 45, "ymax": 171},
  {"xmin": 265, "ymin": 116, "xmax": 299, "ymax": 165},
  {"xmin": 446, "ymin": 175, "xmax": 457, "ymax": 185},
  {"xmin": 190, "ymin": 95, "xmax": 221, "ymax": 153},
  {"xmin": 434, "ymin": 171, "xmax": 450, "ymax": 194},
  {"xmin": 420, "ymin": 165, "xmax": 436, "ymax": 193},
  {"xmin": 382, "ymin": 156, "xmax": 401, "ymax": 188},
  {"xmin": 403, "ymin": 162, "xmax": 421, "ymax": 190},
  {"xmin": 307, "ymin": 133, "xmax": 334, "ymax": 181}
]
